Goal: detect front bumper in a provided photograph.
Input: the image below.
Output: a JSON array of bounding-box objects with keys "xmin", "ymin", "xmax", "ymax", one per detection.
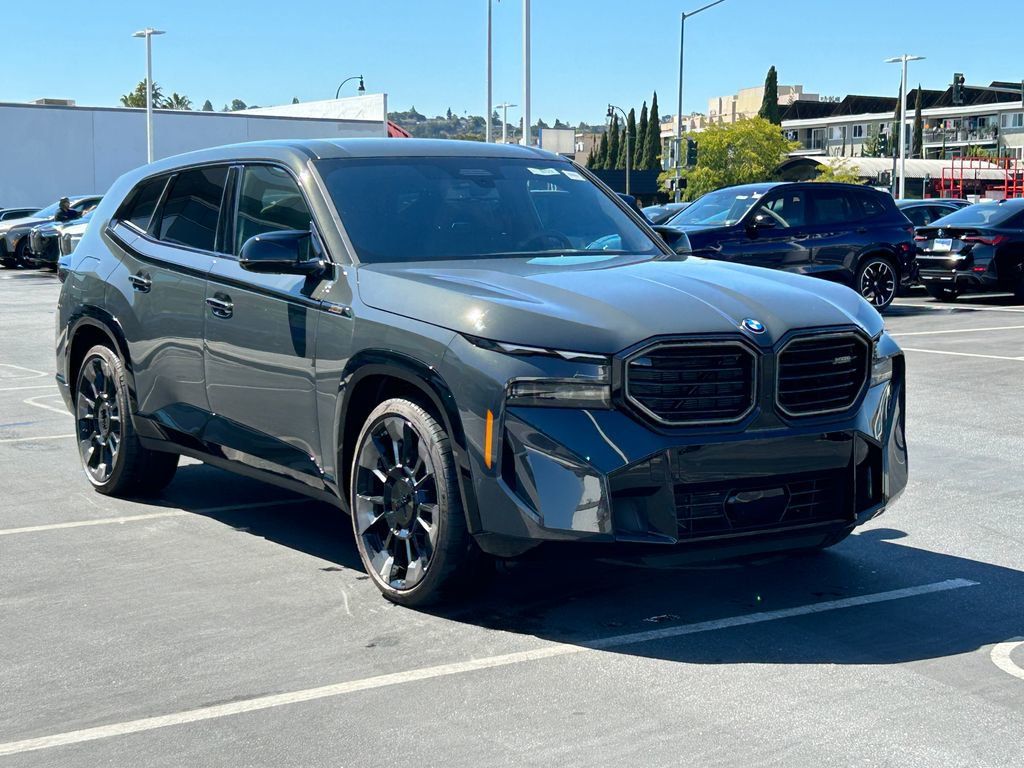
[
  {"xmin": 465, "ymin": 370, "xmax": 906, "ymax": 559},
  {"xmin": 27, "ymin": 232, "xmax": 60, "ymax": 267}
]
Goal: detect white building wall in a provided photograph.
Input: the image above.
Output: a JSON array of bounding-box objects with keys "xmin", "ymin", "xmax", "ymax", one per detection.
[{"xmin": 0, "ymin": 102, "xmax": 385, "ymax": 206}]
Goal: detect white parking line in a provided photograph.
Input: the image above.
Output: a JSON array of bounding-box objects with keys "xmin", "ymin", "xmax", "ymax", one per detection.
[
  {"xmin": 990, "ymin": 638, "xmax": 1024, "ymax": 682},
  {"xmin": 0, "ymin": 578, "xmax": 978, "ymax": 757},
  {"xmin": 902, "ymin": 347, "xmax": 1024, "ymax": 362},
  {"xmin": 0, "ymin": 497, "xmax": 318, "ymax": 537},
  {"xmin": 23, "ymin": 394, "xmax": 71, "ymax": 416},
  {"xmin": 0, "ymin": 363, "xmax": 47, "ymax": 379},
  {"xmin": 0, "ymin": 433, "xmax": 74, "ymax": 444},
  {"xmin": 897, "ymin": 302, "xmax": 1024, "ymax": 314},
  {"xmin": 892, "ymin": 324, "xmax": 1024, "ymax": 337},
  {"xmin": 0, "ymin": 383, "xmax": 56, "ymax": 392}
]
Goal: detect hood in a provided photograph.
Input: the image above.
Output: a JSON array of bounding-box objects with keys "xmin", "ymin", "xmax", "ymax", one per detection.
[
  {"xmin": 357, "ymin": 255, "xmax": 883, "ymax": 354},
  {"xmin": 0, "ymin": 216, "xmax": 47, "ymax": 235}
]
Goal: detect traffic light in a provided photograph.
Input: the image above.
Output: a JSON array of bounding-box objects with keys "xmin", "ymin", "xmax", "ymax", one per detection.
[
  {"xmin": 685, "ymin": 138, "xmax": 698, "ymax": 167},
  {"xmin": 952, "ymin": 73, "xmax": 965, "ymax": 105}
]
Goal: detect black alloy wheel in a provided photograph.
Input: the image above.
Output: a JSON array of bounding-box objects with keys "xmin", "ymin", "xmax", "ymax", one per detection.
[
  {"xmin": 74, "ymin": 345, "xmax": 178, "ymax": 495},
  {"xmin": 351, "ymin": 398, "xmax": 474, "ymax": 606},
  {"xmin": 857, "ymin": 257, "xmax": 898, "ymax": 309}
]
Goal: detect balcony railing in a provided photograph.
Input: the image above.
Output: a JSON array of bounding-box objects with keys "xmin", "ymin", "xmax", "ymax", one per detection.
[{"xmin": 923, "ymin": 126, "xmax": 998, "ymax": 145}]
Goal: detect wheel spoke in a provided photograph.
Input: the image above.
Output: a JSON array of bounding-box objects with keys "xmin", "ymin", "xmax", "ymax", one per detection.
[
  {"xmin": 403, "ymin": 555, "xmax": 426, "ymax": 588},
  {"xmin": 416, "ymin": 514, "xmax": 437, "ymax": 547},
  {"xmin": 401, "ymin": 422, "xmax": 418, "ymax": 468},
  {"xmin": 370, "ymin": 430, "xmax": 393, "ymax": 469}
]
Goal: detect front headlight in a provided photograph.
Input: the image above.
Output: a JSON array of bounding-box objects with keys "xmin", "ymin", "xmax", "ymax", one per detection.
[
  {"xmin": 871, "ymin": 337, "xmax": 895, "ymax": 387},
  {"xmin": 465, "ymin": 335, "xmax": 613, "ymax": 409}
]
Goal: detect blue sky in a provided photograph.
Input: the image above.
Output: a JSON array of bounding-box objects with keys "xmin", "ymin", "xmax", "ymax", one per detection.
[{"xmin": 5, "ymin": 0, "xmax": 1018, "ymax": 124}]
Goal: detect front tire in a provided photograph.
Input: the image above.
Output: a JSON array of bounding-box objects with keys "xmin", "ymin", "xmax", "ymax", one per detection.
[
  {"xmin": 74, "ymin": 345, "xmax": 178, "ymax": 496},
  {"xmin": 856, "ymin": 256, "xmax": 898, "ymax": 310},
  {"xmin": 925, "ymin": 284, "xmax": 958, "ymax": 302},
  {"xmin": 350, "ymin": 398, "xmax": 475, "ymax": 607}
]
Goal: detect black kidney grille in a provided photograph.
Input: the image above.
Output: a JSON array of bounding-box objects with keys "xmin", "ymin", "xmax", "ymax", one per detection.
[
  {"xmin": 776, "ymin": 334, "xmax": 869, "ymax": 417},
  {"xmin": 626, "ymin": 342, "xmax": 755, "ymax": 425}
]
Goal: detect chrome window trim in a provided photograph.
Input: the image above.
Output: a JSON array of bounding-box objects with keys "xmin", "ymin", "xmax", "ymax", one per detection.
[
  {"xmin": 624, "ymin": 340, "xmax": 758, "ymax": 427},
  {"xmin": 775, "ymin": 331, "xmax": 870, "ymax": 418}
]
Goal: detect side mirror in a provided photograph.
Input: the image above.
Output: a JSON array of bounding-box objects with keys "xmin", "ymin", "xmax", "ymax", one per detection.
[
  {"xmin": 652, "ymin": 225, "xmax": 691, "ymax": 254},
  {"xmin": 748, "ymin": 213, "xmax": 777, "ymax": 230},
  {"xmin": 239, "ymin": 229, "xmax": 323, "ymax": 276}
]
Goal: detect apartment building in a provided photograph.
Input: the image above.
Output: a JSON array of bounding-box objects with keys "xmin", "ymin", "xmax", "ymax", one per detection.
[
  {"xmin": 781, "ymin": 82, "xmax": 1024, "ymax": 160},
  {"xmin": 708, "ymin": 84, "xmax": 820, "ymax": 125}
]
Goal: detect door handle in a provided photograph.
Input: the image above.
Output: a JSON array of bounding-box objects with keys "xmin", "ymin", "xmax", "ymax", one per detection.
[
  {"xmin": 205, "ymin": 294, "xmax": 233, "ymax": 319},
  {"xmin": 128, "ymin": 273, "xmax": 152, "ymax": 293}
]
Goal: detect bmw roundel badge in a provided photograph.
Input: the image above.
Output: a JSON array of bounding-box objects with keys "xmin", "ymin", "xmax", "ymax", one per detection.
[{"xmin": 741, "ymin": 318, "xmax": 766, "ymax": 335}]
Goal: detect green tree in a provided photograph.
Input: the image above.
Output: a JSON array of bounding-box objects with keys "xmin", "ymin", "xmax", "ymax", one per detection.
[
  {"xmin": 292, "ymin": 96, "xmax": 300, "ymax": 104},
  {"xmin": 607, "ymin": 115, "xmax": 620, "ymax": 171},
  {"xmin": 757, "ymin": 66, "xmax": 781, "ymax": 124},
  {"xmin": 121, "ymin": 80, "xmax": 166, "ymax": 108},
  {"xmin": 586, "ymin": 145, "xmax": 596, "ymax": 167},
  {"xmin": 594, "ymin": 131, "xmax": 609, "ymax": 169},
  {"xmin": 912, "ymin": 86, "xmax": 923, "ymax": 158},
  {"xmin": 635, "ymin": 101, "xmax": 648, "ymax": 170},
  {"xmin": 618, "ymin": 108, "xmax": 636, "ymax": 169},
  {"xmin": 814, "ymin": 158, "xmax": 864, "ymax": 184},
  {"xmin": 165, "ymin": 92, "xmax": 192, "ymax": 110},
  {"xmin": 683, "ymin": 117, "xmax": 799, "ymax": 200},
  {"xmin": 642, "ymin": 91, "xmax": 661, "ymax": 169},
  {"xmin": 861, "ymin": 124, "xmax": 882, "ymax": 158},
  {"xmin": 891, "ymin": 85, "xmax": 902, "ymax": 158},
  {"xmin": 201, "ymin": 99, "xmax": 214, "ymax": 112}
]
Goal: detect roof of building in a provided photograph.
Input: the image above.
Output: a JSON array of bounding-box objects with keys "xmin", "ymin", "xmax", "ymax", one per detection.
[
  {"xmin": 778, "ymin": 155, "xmax": 1009, "ymax": 181},
  {"xmin": 780, "ymin": 82, "xmax": 1021, "ymax": 122}
]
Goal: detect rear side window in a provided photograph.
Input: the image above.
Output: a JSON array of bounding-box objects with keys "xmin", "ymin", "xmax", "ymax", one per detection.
[
  {"xmin": 234, "ymin": 165, "xmax": 312, "ymax": 255},
  {"xmin": 902, "ymin": 206, "xmax": 931, "ymax": 227},
  {"xmin": 121, "ymin": 178, "xmax": 168, "ymax": 233},
  {"xmin": 810, "ymin": 188, "xmax": 856, "ymax": 225},
  {"xmin": 856, "ymin": 191, "xmax": 887, "ymax": 219},
  {"xmin": 156, "ymin": 166, "xmax": 229, "ymax": 251}
]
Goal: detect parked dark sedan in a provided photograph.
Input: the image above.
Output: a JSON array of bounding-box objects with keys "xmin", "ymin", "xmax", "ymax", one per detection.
[
  {"xmin": 56, "ymin": 139, "xmax": 906, "ymax": 605},
  {"xmin": 0, "ymin": 207, "xmax": 41, "ymax": 221},
  {"xmin": 663, "ymin": 182, "xmax": 917, "ymax": 309},
  {"xmin": 896, "ymin": 198, "xmax": 970, "ymax": 227},
  {"xmin": 915, "ymin": 199, "xmax": 1024, "ymax": 301}
]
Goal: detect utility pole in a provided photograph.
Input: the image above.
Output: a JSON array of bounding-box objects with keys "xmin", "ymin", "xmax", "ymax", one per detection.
[
  {"xmin": 485, "ymin": 0, "xmax": 493, "ymax": 142},
  {"xmin": 675, "ymin": 0, "xmax": 726, "ymax": 201},
  {"xmin": 522, "ymin": 0, "xmax": 531, "ymax": 146}
]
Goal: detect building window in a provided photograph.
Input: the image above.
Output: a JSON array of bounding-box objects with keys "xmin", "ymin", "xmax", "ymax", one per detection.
[
  {"xmin": 852, "ymin": 124, "xmax": 865, "ymax": 139},
  {"xmin": 810, "ymin": 128, "xmax": 825, "ymax": 150},
  {"xmin": 829, "ymin": 125, "xmax": 847, "ymax": 141},
  {"xmin": 1000, "ymin": 112, "xmax": 1024, "ymax": 129}
]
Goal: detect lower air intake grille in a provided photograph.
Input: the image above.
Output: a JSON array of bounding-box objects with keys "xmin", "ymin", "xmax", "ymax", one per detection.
[
  {"xmin": 776, "ymin": 333, "xmax": 869, "ymax": 417},
  {"xmin": 625, "ymin": 342, "xmax": 756, "ymax": 425}
]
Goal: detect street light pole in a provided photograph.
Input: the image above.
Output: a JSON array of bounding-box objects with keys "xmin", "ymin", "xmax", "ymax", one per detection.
[
  {"xmin": 132, "ymin": 28, "xmax": 165, "ymax": 164},
  {"xmin": 497, "ymin": 102, "xmax": 516, "ymax": 144},
  {"xmin": 675, "ymin": 0, "xmax": 726, "ymax": 202},
  {"xmin": 486, "ymin": 0, "xmax": 493, "ymax": 142},
  {"xmin": 522, "ymin": 0, "xmax": 531, "ymax": 146},
  {"xmin": 608, "ymin": 104, "xmax": 631, "ymax": 196},
  {"xmin": 335, "ymin": 75, "xmax": 366, "ymax": 99},
  {"xmin": 885, "ymin": 54, "xmax": 924, "ymax": 199}
]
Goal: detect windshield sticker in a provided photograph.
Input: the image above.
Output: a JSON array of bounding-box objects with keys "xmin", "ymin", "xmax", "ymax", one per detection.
[
  {"xmin": 527, "ymin": 167, "xmax": 561, "ymax": 176},
  {"xmin": 562, "ymin": 170, "xmax": 585, "ymax": 181}
]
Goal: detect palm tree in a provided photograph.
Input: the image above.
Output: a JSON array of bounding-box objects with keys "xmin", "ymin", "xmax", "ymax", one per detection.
[
  {"xmin": 120, "ymin": 80, "xmax": 166, "ymax": 109},
  {"xmin": 165, "ymin": 93, "xmax": 192, "ymax": 111}
]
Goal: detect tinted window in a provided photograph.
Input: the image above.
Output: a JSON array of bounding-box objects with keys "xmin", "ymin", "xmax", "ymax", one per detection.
[
  {"xmin": 672, "ymin": 187, "xmax": 769, "ymax": 227},
  {"xmin": 810, "ymin": 188, "xmax": 856, "ymax": 225},
  {"xmin": 856, "ymin": 191, "xmax": 886, "ymax": 218},
  {"xmin": 235, "ymin": 165, "xmax": 312, "ymax": 254},
  {"xmin": 932, "ymin": 204, "xmax": 1019, "ymax": 228},
  {"xmin": 756, "ymin": 190, "xmax": 807, "ymax": 228},
  {"xmin": 316, "ymin": 157, "xmax": 659, "ymax": 263},
  {"xmin": 156, "ymin": 166, "xmax": 228, "ymax": 251},
  {"xmin": 902, "ymin": 206, "xmax": 931, "ymax": 227}
]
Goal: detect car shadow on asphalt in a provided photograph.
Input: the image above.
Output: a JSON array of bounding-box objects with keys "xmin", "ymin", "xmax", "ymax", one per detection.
[
  {"xmin": 886, "ymin": 293, "xmax": 1022, "ymax": 317},
  {"xmin": 152, "ymin": 464, "xmax": 1023, "ymax": 666}
]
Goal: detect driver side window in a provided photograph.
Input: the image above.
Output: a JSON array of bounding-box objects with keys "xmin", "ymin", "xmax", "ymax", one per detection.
[
  {"xmin": 754, "ymin": 191, "xmax": 807, "ymax": 229},
  {"xmin": 235, "ymin": 165, "xmax": 313, "ymax": 257}
]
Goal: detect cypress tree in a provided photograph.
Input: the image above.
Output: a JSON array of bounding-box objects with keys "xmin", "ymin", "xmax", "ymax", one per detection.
[
  {"xmin": 635, "ymin": 101, "xmax": 648, "ymax": 170},
  {"xmin": 607, "ymin": 115, "xmax": 620, "ymax": 172},
  {"xmin": 619, "ymin": 108, "xmax": 636, "ymax": 169},
  {"xmin": 643, "ymin": 92, "xmax": 661, "ymax": 169},
  {"xmin": 758, "ymin": 66, "xmax": 781, "ymax": 124},
  {"xmin": 595, "ymin": 131, "xmax": 609, "ymax": 169},
  {"xmin": 891, "ymin": 84, "xmax": 902, "ymax": 158},
  {"xmin": 912, "ymin": 85, "xmax": 923, "ymax": 158},
  {"xmin": 586, "ymin": 145, "xmax": 596, "ymax": 167}
]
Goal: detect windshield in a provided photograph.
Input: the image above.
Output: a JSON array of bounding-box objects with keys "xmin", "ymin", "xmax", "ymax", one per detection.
[
  {"xmin": 932, "ymin": 203, "xmax": 1018, "ymax": 228},
  {"xmin": 33, "ymin": 202, "xmax": 61, "ymax": 218},
  {"xmin": 669, "ymin": 187, "xmax": 767, "ymax": 227},
  {"xmin": 316, "ymin": 157, "xmax": 660, "ymax": 263}
]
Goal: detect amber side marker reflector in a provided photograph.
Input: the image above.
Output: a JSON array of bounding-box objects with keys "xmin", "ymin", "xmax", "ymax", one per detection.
[{"xmin": 484, "ymin": 409, "xmax": 494, "ymax": 469}]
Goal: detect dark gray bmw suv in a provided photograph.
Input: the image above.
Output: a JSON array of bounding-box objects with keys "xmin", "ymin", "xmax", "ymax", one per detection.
[{"xmin": 56, "ymin": 139, "xmax": 908, "ymax": 605}]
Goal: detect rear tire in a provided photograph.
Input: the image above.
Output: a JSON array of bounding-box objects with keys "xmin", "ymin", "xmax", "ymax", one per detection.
[
  {"xmin": 13, "ymin": 239, "xmax": 30, "ymax": 269},
  {"xmin": 74, "ymin": 345, "xmax": 178, "ymax": 497},
  {"xmin": 856, "ymin": 256, "xmax": 898, "ymax": 310},
  {"xmin": 925, "ymin": 284, "xmax": 958, "ymax": 302},
  {"xmin": 350, "ymin": 397, "xmax": 476, "ymax": 607}
]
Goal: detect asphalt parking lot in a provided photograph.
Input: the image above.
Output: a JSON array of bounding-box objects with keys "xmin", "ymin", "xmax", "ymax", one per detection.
[{"xmin": 1, "ymin": 269, "xmax": 1022, "ymax": 767}]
